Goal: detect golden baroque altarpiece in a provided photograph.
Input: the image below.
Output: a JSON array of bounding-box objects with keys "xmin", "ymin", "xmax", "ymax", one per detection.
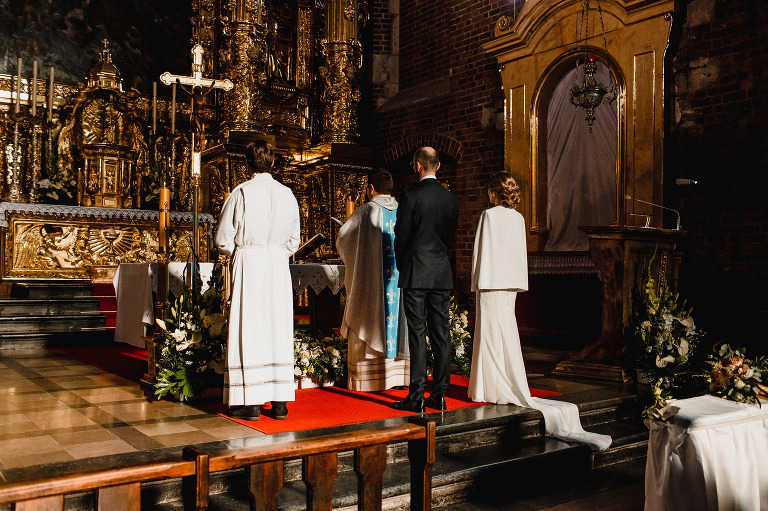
[{"xmin": 0, "ymin": 0, "xmax": 372, "ymax": 280}]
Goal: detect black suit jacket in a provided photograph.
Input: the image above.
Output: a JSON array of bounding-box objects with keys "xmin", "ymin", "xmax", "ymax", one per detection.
[{"xmin": 395, "ymin": 178, "xmax": 459, "ymax": 289}]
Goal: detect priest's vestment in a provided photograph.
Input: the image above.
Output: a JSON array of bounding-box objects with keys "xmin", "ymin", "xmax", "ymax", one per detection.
[
  {"xmin": 468, "ymin": 206, "xmax": 611, "ymax": 451},
  {"xmin": 215, "ymin": 173, "xmax": 301, "ymax": 406},
  {"xmin": 337, "ymin": 194, "xmax": 409, "ymax": 391}
]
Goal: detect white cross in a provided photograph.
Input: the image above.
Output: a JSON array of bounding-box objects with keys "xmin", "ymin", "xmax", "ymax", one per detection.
[{"xmin": 160, "ymin": 45, "xmax": 234, "ymax": 92}]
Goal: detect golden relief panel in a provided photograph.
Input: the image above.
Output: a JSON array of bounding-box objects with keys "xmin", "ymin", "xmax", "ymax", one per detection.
[{"xmin": 2, "ymin": 213, "xmax": 210, "ymax": 280}]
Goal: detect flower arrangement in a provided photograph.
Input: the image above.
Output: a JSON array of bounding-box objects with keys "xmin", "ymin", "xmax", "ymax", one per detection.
[
  {"xmin": 293, "ymin": 330, "xmax": 347, "ymax": 384},
  {"xmin": 37, "ymin": 157, "xmax": 77, "ymax": 204},
  {"xmin": 702, "ymin": 344, "xmax": 767, "ymax": 404},
  {"xmin": 154, "ymin": 263, "xmax": 227, "ymax": 400},
  {"xmin": 426, "ymin": 295, "xmax": 473, "ymax": 376},
  {"xmin": 626, "ymin": 257, "xmax": 703, "ymax": 418},
  {"xmin": 449, "ymin": 297, "xmax": 472, "ymax": 375}
]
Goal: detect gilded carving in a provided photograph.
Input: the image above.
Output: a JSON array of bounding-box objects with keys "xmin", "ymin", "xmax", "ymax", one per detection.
[
  {"xmin": 3, "ymin": 211, "xmax": 211, "ymax": 280},
  {"xmin": 319, "ymin": 41, "xmax": 363, "ymax": 143}
]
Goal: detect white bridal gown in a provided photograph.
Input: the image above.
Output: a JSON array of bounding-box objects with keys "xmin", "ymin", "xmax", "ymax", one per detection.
[{"xmin": 468, "ymin": 206, "xmax": 611, "ymax": 451}]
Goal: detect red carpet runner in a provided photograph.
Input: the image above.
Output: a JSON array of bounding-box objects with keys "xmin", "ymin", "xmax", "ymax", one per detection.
[{"xmin": 54, "ymin": 343, "xmax": 559, "ymax": 435}]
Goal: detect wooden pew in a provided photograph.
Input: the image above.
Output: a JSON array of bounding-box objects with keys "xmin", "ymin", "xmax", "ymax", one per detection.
[
  {"xmin": 183, "ymin": 420, "xmax": 436, "ymax": 511},
  {"xmin": 0, "ymin": 459, "xmax": 195, "ymax": 511}
]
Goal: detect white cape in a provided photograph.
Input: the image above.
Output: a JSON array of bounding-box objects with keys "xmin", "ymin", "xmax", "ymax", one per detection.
[{"xmin": 469, "ymin": 206, "xmax": 611, "ymax": 451}]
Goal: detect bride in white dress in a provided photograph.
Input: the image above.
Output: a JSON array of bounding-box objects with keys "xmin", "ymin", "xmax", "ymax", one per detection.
[{"xmin": 467, "ymin": 172, "xmax": 611, "ymax": 451}]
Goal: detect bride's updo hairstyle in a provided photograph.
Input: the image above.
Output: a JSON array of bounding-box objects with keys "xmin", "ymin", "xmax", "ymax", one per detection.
[
  {"xmin": 245, "ymin": 140, "xmax": 274, "ymax": 173},
  {"xmin": 487, "ymin": 172, "xmax": 521, "ymax": 209}
]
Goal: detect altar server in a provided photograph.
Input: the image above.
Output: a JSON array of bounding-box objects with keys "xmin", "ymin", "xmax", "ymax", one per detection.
[
  {"xmin": 337, "ymin": 169, "xmax": 409, "ymax": 391},
  {"xmin": 215, "ymin": 140, "xmax": 300, "ymax": 421},
  {"xmin": 468, "ymin": 172, "xmax": 611, "ymax": 450}
]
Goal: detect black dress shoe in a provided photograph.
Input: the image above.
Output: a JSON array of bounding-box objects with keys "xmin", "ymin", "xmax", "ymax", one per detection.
[
  {"xmin": 226, "ymin": 405, "xmax": 261, "ymax": 421},
  {"xmin": 425, "ymin": 394, "xmax": 446, "ymax": 411},
  {"xmin": 271, "ymin": 401, "xmax": 288, "ymax": 420},
  {"xmin": 392, "ymin": 395, "xmax": 425, "ymax": 413}
]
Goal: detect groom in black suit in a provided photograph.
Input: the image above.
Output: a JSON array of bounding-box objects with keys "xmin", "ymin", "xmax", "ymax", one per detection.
[{"xmin": 392, "ymin": 147, "xmax": 459, "ymax": 412}]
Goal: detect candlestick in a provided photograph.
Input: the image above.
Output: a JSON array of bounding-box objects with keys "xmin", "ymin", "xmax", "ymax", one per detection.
[
  {"xmin": 152, "ymin": 82, "xmax": 157, "ymax": 134},
  {"xmin": 15, "ymin": 58, "xmax": 21, "ymax": 113},
  {"xmin": 159, "ymin": 187, "xmax": 170, "ymax": 251},
  {"xmin": 31, "ymin": 60, "xmax": 37, "ymax": 116},
  {"xmin": 346, "ymin": 194, "xmax": 355, "ymax": 219},
  {"xmin": 171, "ymin": 83, "xmax": 176, "ymax": 133},
  {"xmin": 48, "ymin": 67, "xmax": 55, "ymax": 122}
]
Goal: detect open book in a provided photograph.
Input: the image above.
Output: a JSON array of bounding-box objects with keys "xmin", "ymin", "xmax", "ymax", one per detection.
[{"xmin": 294, "ymin": 233, "xmax": 330, "ymax": 259}]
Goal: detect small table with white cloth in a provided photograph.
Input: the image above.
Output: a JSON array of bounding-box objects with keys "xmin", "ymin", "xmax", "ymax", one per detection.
[
  {"xmin": 113, "ymin": 262, "xmax": 345, "ymax": 347},
  {"xmin": 113, "ymin": 262, "xmax": 214, "ymax": 348},
  {"xmin": 645, "ymin": 394, "xmax": 768, "ymax": 511}
]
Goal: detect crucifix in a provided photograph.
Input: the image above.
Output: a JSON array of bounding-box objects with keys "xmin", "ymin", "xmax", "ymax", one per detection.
[{"xmin": 159, "ymin": 44, "xmax": 233, "ymax": 279}]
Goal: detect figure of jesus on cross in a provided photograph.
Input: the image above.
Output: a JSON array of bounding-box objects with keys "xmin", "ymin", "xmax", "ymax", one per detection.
[{"xmin": 159, "ymin": 44, "xmax": 233, "ymax": 265}]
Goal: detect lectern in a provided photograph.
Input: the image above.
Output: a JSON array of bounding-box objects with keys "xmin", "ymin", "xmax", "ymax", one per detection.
[{"xmin": 552, "ymin": 226, "xmax": 684, "ymax": 382}]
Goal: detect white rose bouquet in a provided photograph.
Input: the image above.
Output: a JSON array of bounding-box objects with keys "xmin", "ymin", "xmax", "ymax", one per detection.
[
  {"xmin": 154, "ymin": 262, "xmax": 227, "ymax": 400},
  {"xmin": 626, "ymin": 256, "xmax": 703, "ymax": 418}
]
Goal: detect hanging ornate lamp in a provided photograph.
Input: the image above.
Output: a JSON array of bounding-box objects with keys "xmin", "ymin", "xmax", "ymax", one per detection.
[{"xmin": 569, "ymin": 0, "xmax": 617, "ymax": 131}]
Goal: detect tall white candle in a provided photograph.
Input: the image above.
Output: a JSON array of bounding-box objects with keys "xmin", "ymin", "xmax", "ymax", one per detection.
[
  {"xmin": 15, "ymin": 58, "xmax": 21, "ymax": 113},
  {"xmin": 31, "ymin": 60, "xmax": 37, "ymax": 116},
  {"xmin": 48, "ymin": 67, "xmax": 55, "ymax": 122},
  {"xmin": 152, "ymin": 82, "xmax": 157, "ymax": 134},
  {"xmin": 171, "ymin": 82, "xmax": 176, "ymax": 134}
]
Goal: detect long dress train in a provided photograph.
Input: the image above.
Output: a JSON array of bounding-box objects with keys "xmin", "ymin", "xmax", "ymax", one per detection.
[{"xmin": 468, "ymin": 290, "xmax": 612, "ymax": 451}]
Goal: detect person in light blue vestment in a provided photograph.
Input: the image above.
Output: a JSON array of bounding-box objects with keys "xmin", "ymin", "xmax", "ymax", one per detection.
[{"xmin": 337, "ymin": 170, "xmax": 409, "ymax": 391}]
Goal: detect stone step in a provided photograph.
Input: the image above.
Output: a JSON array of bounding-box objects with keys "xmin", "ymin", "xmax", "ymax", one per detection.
[
  {"xmin": 0, "ymin": 313, "xmax": 105, "ymax": 335},
  {"xmin": 142, "ymin": 395, "xmax": 646, "ymax": 510},
  {"xmin": 10, "ymin": 282, "xmax": 94, "ymax": 300},
  {"xmin": 0, "ymin": 298, "xmax": 102, "ymax": 316},
  {"xmin": 0, "ymin": 331, "xmax": 115, "ymax": 350}
]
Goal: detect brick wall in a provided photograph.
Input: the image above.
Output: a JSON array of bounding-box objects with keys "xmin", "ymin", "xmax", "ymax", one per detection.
[
  {"xmin": 370, "ymin": 0, "xmax": 523, "ymax": 305},
  {"xmin": 667, "ymin": 0, "xmax": 768, "ymax": 347},
  {"xmin": 368, "ymin": 0, "xmax": 768, "ymax": 348}
]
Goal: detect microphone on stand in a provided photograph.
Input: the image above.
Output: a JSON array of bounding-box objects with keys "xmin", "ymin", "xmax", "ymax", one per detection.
[{"xmin": 624, "ymin": 195, "xmax": 681, "ymax": 230}]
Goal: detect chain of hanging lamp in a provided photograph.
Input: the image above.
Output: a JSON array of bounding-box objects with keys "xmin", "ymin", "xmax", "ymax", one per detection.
[{"xmin": 569, "ymin": 0, "xmax": 618, "ymax": 131}]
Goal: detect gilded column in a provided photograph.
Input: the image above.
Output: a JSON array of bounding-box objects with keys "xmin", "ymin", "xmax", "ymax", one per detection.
[
  {"xmin": 320, "ymin": 0, "xmax": 365, "ymax": 143},
  {"xmin": 218, "ymin": 0, "xmax": 267, "ymax": 134}
]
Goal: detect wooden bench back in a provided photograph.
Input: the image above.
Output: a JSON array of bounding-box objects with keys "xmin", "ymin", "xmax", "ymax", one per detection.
[
  {"xmin": 0, "ymin": 460, "xmax": 195, "ymax": 511},
  {"xmin": 0, "ymin": 421, "xmax": 436, "ymax": 511},
  {"xmin": 184, "ymin": 421, "xmax": 436, "ymax": 511}
]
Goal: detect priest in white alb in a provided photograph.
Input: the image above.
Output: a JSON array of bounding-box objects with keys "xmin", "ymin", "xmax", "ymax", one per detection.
[
  {"xmin": 337, "ymin": 169, "xmax": 409, "ymax": 391},
  {"xmin": 215, "ymin": 140, "xmax": 300, "ymax": 421}
]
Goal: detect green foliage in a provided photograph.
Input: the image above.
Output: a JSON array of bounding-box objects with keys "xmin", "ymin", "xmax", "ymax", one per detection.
[
  {"xmin": 626, "ymin": 254, "xmax": 704, "ymax": 418},
  {"xmin": 154, "ymin": 263, "xmax": 228, "ymax": 401}
]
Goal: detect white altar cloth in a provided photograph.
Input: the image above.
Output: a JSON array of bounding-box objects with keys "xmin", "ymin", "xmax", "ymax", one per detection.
[
  {"xmin": 113, "ymin": 262, "xmax": 214, "ymax": 348},
  {"xmin": 113, "ymin": 262, "xmax": 345, "ymax": 348},
  {"xmin": 290, "ymin": 263, "xmax": 345, "ymax": 295},
  {"xmin": 645, "ymin": 394, "xmax": 768, "ymax": 511}
]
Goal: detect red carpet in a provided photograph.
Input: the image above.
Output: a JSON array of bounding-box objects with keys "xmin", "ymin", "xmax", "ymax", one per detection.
[
  {"xmin": 205, "ymin": 375, "xmax": 560, "ymax": 435},
  {"xmin": 53, "ymin": 344, "xmax": 559, "ymax": 435},
  {"xmin": 52, "ymin": 343, "xmax": 148, "ymax": 381}
]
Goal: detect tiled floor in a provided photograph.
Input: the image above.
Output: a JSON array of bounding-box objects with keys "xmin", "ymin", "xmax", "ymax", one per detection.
[{"xmin": 0, "ymin": 349, "xmax": 259, "ymax": 473}]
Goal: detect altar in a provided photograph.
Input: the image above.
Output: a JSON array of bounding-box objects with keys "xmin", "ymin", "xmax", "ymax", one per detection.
[
  {"xmin": 113, "ymin": 262, "xmax": 345, "ymax": 347},
  {"xmin": 0, "ymin": 202, "xmax": 213, "ymax": 280},
  {"xmin": 645, "ymin": 394, "xmax": 768, "ymax": 510}
]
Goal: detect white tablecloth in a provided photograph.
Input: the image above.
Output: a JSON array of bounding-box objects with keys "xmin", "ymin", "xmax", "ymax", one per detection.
[
  {"xmin": 113, "ymin": 262, "xmax": 214, "ymax": 347},
  {"xmin": 289, "ymin": 263, "xmax": 345, "ymax": 295},
  {"xmin": 113, "ymin": 262, "xmax": 345, "ymax": 347},
  {"xmin": 645, "ymin": 394, "xmax": 768, "ymax": 511}
]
